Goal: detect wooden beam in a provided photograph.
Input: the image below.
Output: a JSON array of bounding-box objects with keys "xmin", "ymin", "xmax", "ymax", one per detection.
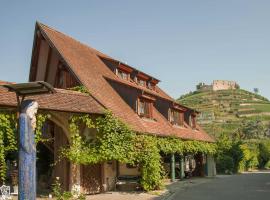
[
  {"xmin": 44, "ymin": 47, "xmax": 52, "ymax": 82},
  {"xmin": 30, "ymin": 35, "xmax": 42, "ymax": 81}
]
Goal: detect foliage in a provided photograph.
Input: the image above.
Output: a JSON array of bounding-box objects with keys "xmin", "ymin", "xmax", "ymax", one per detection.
[
  {"xmin": 216, "ymin": 133, "xmax": 270, "ymax": 173},
  {"xmin": 216, "ymin": 155, "xmax": 234, "ymax": 174},
  {"xmin": 235, "ymin": 119, "xmax": 267, "ymax": 140},
  {"xmin": 178, "ymin": 88, "xmax": 270, "ymax": 139},
  {"xmin": 238, "ymin": 142, "xmax": 259, "ymax": 172},
  {"xmin": 0, "ymin": 112, "xmax": 17, "ymax": 182},
  {"xmin": 0, "ymin": 111, "xmax": 49, "ymax": 182},
  {"xmin": 35, "ymin": 114, "xmax": 50, "ymax": 143},
  {"xmin": 68, "ymin": 86, "xmax": 90, "ymax": 95},
  {"xmin": 62, "ymin": 111, "xmax": 216, "ymax": 191},
  {"xmin": 135, "ymin": 135, "xmax": 163, "ymax": 191},
  {"xmin": 253, "ymin": 88, "xmax": 259, "ymax": 94},
  {"xmin": 196, "ymin": 82, "xmax": 205, "ymax": 90},
  {"xmin": 258, "ymin": 140, "xmax": 270, "ymax": 168},
  {"xmin": 52, "ymin": 177, "xmax": 85, "ymax": 200}
]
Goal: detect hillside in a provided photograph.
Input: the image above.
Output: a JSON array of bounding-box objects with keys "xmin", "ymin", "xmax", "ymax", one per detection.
[{"xmin": 178, "ymin": 89, "xmax": 270, "ymax": 137}]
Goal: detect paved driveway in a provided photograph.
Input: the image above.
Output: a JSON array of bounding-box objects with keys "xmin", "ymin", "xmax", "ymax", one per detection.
[{"xmin": 169, "ymin": 172, "xmax": 270, "ymax": 200}]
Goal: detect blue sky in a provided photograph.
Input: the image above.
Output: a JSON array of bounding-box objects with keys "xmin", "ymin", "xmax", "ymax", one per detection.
[{"xmin": 0, "ymin": 0, "xmax": 269, "ymax": 99}]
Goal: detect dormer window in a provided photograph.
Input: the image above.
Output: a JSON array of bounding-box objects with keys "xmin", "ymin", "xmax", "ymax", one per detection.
[
  {"xmin": 117, "ymin": 69, "xmax": 129, "ymax": 81},
  {"xmin": 115, "ymin": 63, "xmax": 132, "ymax": 81},
  {"xmin": 190, "ymin": 114, "xmax": 197, "ymax": 129},
  {"xmin": 147, "ymin": 82, "xmax": 156, "ymax": 90},
  {"xmin": 138, "ymin": 79, "xmax": 146, "ymax": 87},
  {"xmin": 137, "ymin": 97, "xmax": 154, "ymax": 118},
  {"xmin": 169, "ymin": 109, "xmax": 184, "ymax": 126}
]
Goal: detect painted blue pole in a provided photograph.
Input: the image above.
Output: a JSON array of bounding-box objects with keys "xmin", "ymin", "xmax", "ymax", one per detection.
[{"xmin": 18, "ymin": 100, "xmax": 38, "ymax": 200}]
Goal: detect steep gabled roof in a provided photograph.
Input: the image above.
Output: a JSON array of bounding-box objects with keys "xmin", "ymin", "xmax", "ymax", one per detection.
[{"xmin": 32, "ymin": 22, "xmax": 214, "ymax": 142}]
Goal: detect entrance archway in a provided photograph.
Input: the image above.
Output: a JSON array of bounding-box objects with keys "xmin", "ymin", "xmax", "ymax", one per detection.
[{"xmin": 37, "ymin": 119, "xmax": 70, "ymax": 194}]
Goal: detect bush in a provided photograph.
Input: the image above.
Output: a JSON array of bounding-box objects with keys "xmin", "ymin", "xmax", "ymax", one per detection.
[
  {"xmin": 52, "ymin": 177, "xmax": 86, "ymax": 200},
  {"xmin": 238, "ymin": 143, "xmax": 259, "ymax": 172},
  {"xmin": 258, "ymin": 140, "xmax": 270, "ymax": 168},
  {"xmin": 265, "ymin": 161, "xmax": 270, "ymax": 169},
  {"xmin": 216, "ymin": 155, "xmax": 234, "ymax": 174}
]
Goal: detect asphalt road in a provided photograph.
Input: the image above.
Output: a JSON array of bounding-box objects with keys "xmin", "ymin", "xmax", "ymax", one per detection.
[{"xmin": 170, "ymin": 172, "xmax": 270, "ymax": 200}]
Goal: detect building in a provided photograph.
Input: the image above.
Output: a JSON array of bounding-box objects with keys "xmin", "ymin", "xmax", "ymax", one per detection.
[
  {"xmin": 0, "ymin": 22, "xmax": 215, "ymax": 194},
  {"xmin": 212, "ymin": 80, "xmax": 238, "ymax": 91},
  {"xmin": 196, "ymin": 80, "xmax": 239, "ymax": 92}
]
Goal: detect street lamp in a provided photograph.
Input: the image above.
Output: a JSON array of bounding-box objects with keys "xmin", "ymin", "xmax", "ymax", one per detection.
[{"xmin": 3, "ymin": 81, "xmax": 55, "ymax": 200}]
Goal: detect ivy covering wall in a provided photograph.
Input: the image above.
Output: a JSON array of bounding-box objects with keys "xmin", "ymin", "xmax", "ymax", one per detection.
[
  {"xmin": 0, "ymin": 112, "xmax": 48, "ymax": 182},
  {"xmin": 62, "ymin": 111, "xmax": 216, "ymax": 191},
  {"xmin": 0, "ymin": 109, "xmax": 216, "ymax": 190}
]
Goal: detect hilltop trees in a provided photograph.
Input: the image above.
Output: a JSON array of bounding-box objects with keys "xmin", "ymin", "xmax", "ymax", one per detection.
[
  {"xmin": 254, "ymin": 88, "xmax": 259, "ymax": 94},
  {"xmin": 234, "ymin": 119, "xmax": 267, "ymax": 140}
]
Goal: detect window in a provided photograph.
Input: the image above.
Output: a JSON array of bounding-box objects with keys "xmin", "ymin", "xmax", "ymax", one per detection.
[
  {"xmin": 117, "ymin": 69, "xmax": 129, "ymax": 80},
  {"xmin": 138, "ymin": 98, "xmax": 152, "ymax": 118},
  {"xmin": 138, "ymin": 79, "xmax": 146, "ymax": 87},
  {"xmin": 190, "ymin": 115, "xmax": 197, "ymax": 129},
  {"xmin": 169, "ymin": 109, "xmax": 184, "ymax": 126},
  {"xmin": 55, "ymin": 64, "xmax": 78, "ymax": 88},
  {"xmin": 147, "ymin": 82, "xmax": 155, "ymax": 90}
]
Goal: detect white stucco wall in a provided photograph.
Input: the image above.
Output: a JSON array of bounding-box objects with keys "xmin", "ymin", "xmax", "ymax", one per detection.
[
  {"xmin": 118, "ymin": 163, "xmax": 140, "ymax": 176},
  {"xmin": 102, "ymin": 161, "xmax": 117, "ymax": 191}
]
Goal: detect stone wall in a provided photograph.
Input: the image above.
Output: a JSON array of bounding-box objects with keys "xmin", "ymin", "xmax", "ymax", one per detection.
[{"xmin": 212, "ymin": 80, "xmax": 238, "ymax": 91}]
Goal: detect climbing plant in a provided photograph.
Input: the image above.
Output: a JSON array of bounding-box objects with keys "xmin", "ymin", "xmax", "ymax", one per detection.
[
  {"xmin": 0, "ymin": 111, "xmax": 49, "ymax": 182},
  {"xmin": 0, "ymin": 112, "xmax": 16, "ymax": 182},
  {"xmin": 68, "ymin": 86, "xmax": 90, "ymax": 95},
  {"xmin": 62, "ymin": 111, "xmax": 217, "ymax": 191}
]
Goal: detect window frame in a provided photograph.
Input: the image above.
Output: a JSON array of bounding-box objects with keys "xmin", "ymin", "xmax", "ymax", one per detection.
[
  {"xmin": 137, "ymin": 97, "xmax": 153, "ymax": 119},
  {"xmin": 137, "ymin": 78, "xmax": 146, "ymax": 87},
  {"xmin": 190, "ymin": 114, "xmax": 197, "ymax": 129},
  {"xmin": 116, "ymin": 68, "xmax": 130, "ymax": 81},
  {"xmin": 169, "ymin": 108, "xmax": 184, "ymax": 127}
]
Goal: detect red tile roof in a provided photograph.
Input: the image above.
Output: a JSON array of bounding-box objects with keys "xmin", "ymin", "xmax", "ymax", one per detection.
[
  {"xmin": 0, "ymin": 81, "xmax": 15, "ymax": 85},
  {"xmin": 30, "ymin": 22, "xmax": 214, "ymax": 142},
  {"xmin": 0, "ymin": 85, "xmax": 104, "ymax": 114}
]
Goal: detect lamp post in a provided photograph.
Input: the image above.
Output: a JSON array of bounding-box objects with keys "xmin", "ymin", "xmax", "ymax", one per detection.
[{"xmin": 4, "ymin": 81, "xmax": 55, "ymax": 200}]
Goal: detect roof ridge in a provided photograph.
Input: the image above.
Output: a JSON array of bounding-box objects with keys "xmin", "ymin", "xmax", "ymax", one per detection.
[{"xmin": 37, "ymin": 21, "xmax": 112, "ymax": 58}]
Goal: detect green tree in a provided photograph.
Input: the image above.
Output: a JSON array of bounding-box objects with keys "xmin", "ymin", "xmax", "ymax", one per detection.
[
  {"xmin": 236, "ymin": 120, "xmax": 266, "ymax": 139},
  {"xmin": 196, "ymin": 82, "xmax": 204, "ymax": 90},
  {"xmin": 253, "ymin": 88, "xmax": 259, "ymax": 94},
  {"xmin": 258, "ymin": 140, "xmax": 270, "ymax": 168}
]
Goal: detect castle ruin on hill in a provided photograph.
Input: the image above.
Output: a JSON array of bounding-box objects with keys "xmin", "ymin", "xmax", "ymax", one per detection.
[{"xmin": 197, "ymin": 80, "xmax": 239, "ymax": 91}]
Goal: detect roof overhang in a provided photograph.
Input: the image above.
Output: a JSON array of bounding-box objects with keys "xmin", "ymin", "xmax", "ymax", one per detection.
[{"xmin": 3, "ymin": 81, "xmax": 55, "ymax": 96}]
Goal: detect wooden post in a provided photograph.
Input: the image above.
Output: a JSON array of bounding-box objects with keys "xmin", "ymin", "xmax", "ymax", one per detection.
[
  {"xmin": 171, "ymin": 153, "xmax": 175, "ymax": 182},
  {"xmin": 204, "ymin": 154, "xmax": 208, "ymax": 176},
  {"xmin": 180, "ymin": 156, "xmax": 185, "ymax": 180},
  {"xmin": 70, "ymin": 164, "xmax": 81, "ymax": 193}
]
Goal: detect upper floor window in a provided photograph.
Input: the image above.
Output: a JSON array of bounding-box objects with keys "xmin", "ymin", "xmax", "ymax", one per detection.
[
  {"xmin": 117, "ymin": 69, "xmax": 129, "ymax": 81},
  {"xmin": 190, "ymin": 114, "xmax": 197, "ymax": 129},
  {"xmin": 138, "ymin": 98, "xmax": 153, "ymax": 118},
  {"xmin": 138, "ymin": 79, "xmax": 146, "ymax": 87},
  {"xmin": 169, "ymin": 109, "xmax": 184, "ymax": 126},
  {"xmin": 147, "ymin": 82, "xmax": 156, "ymax": 90},
  {"xmin": 55, "ymin": 63, "xmax": 79, "ymax": 89}
]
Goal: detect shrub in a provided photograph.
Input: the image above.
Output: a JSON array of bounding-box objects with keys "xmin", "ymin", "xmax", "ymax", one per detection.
[
  {"xmin": 216, "ymin": 155, "xmax": 234, "ymax": 174},
  {"xmin": 258, "ymin": 140, "xmax": 270, "ymax": 168}
]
